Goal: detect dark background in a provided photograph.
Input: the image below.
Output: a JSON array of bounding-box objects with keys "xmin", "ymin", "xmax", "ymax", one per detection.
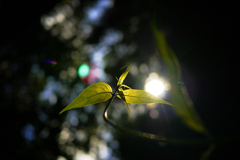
[{"xmin": 1, "ymin": 0, "xmax": 239, "ymax": 159}]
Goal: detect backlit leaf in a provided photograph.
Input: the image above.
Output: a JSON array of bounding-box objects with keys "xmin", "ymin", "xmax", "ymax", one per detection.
[
  {"xmin": 59, "ymin": 82, "xmax": 112, "ymax": 114},
  {"xmin": 118, "ymin": 88, "xmax": 131, "ymax": 113},
  {"xmin": 117, "ymin": 66, "xmax": 130, "ymax": 86},
  {"xmin": 121, "ymin": 84, "xmax": 131, "ymax": 89},
  {"xmin": 117, "ymin": 89, "xmax": 174, "ymax": 106}
]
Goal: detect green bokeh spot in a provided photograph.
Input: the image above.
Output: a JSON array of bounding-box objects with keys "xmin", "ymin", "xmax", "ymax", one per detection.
[{"xmin": 78, "ymin": 63, "xmax": 90, "ymax": 78}]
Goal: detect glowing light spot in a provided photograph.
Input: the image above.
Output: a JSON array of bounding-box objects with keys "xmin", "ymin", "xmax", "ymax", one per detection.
[
  {"xmin": 74, "ymin": 150, "xmax": 95, "ymax": 160},
  {"xmin": 76, "ymin": 130, "xmax": 87, "ymax": 142},
  {"xmin": 78, "ymin": 63, "xmax": 90, "ymax": 78},
  {"xmin": 66, "ymin": 146, "xmax": 75, "ymax": 155},
  {"xmin": 97, "ymin": 0, "xmax": 114, "ymax": 8},
  {"xmin": 130, "ymin": 63, "xmax": 139, "ymax": 75},
  {"xmin": 101, "ymin": 29, "xmax": 123, "ymax": 45},
  {"xmin": 57, "ymin": 156, "xmax": 67, "ymax": 160},
  {"xmin": 55, "ymin": 13, "xmax": 65, "ymax": 23},
  {"xmin": 87, "ymin": 7, "xmax": 104, "ymax": 24},
  {"xmin": 98, "ymin": 140, "xmax": 111, "ymax": 159},
  {"xmin": 136, "ymin": 105, "xmax": 146, "ymax": 114},
  {"xmin": 150, "ymin": 109, "xmax": 159, "ymax": 119},
  {"xmin": 60, "ymin": 70, "xmax": 68, "ymax": 80},
  {"xmin": 41, "ymin": 16, "xmax": 56, "ymax": 30},
  {"xmin": 145, "ymin": 80, "xmax": 164, "ymax": 97},
  {"xmin": 21, "ymin": 124, "xmax": 35, "ymax": 141},
  {"xmin": 147, "ymin": 103, "xmax": 156, "ymax": 109},
  {"xmin": 144, "ymin": 72, "xmax": 166, "ymax": 98},
  {"xmin": 70, "ymin": 116, "xmax": 79, "ymax": 126},
  {"xmin": 49, "ymin": 94, "xmax": 57, "ymax": 105},
  {"xmin": 59, "ymin": 128, "xmax": 70, "ymax": 144},
  {"xmin": 68, "ymin": 67, "xmax": 77, "ymax": 78}
]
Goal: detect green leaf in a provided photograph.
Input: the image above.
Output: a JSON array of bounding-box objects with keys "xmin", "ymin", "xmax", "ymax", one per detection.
[
  {"xmin": 118, "ymin": 88, "xmax": 131, "ymax": 113},
  {"xmin": 120, "ymin": 84, "xmax": 131, "ymax": 89},
  {"xmin": 117, "ymin": 89, "xmax": 174, "ymax": 106},
  {"xmin": 59, "ymin": 82, "xmax": 112, "ymax": 114},
  {"xmin": 151, "ymin": 21, "xmax": 181, "ymax": 82},
  {"xmin": 117, "ymin": 66, "xmax": 130, "ymax": 86},
  {"xmin": 152, "ymin": 21, "xmax": 209, "ymax": 134}
]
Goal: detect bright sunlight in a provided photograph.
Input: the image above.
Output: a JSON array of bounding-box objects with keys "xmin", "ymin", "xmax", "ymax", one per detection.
[{"xmin": 144, "ymin": 73, "xmax": 165, "ymax": 97}]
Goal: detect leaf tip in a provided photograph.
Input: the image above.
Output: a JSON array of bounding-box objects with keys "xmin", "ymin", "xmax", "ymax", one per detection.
[
  {"xmin": 59, "ymin": 109, "xmax": 66, "ymax": 115},
  {"xmin": 168, "ymin": 103, "xmax": 174, "ymax": 108},
  {"xmin": 125, "ymin": 101, "xmax": 131, "ymax": 113},
  {"xmin": 120, "ymin": 65, "xmax": 128, "ymax": 70}
]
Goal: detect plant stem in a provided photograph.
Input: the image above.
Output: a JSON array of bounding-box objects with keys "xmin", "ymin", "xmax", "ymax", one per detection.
[{"xmin": 103, "ymin": 89, "xmax": 240, "ymax": 145}]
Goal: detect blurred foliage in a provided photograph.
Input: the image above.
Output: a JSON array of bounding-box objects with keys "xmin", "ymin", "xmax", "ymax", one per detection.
[{"xmin": 152, "ymin": 22, "xmax": 209, "ymax": 135}]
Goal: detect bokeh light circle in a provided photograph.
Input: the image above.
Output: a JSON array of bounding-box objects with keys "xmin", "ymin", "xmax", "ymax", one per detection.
[
  {"xmin": 78, "ymin": 63, "xmax": 90, "ymax": 78},
  {"xmin": 78, "ymin": 63, "xmax": 100, "ymax": 84}
]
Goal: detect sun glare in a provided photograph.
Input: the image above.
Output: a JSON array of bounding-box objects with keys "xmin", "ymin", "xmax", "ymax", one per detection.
[{"xmin": 144, "ymin": 73, "xmax": 165, "ymax": 97}]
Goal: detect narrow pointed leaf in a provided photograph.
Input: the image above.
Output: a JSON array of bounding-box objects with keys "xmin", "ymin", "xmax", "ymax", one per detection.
[
  {"xmin": 59, "ymin": 82, "xmax": 112, "ymax": 114},
  {"xmin": 117, "ymin": 66, "xmax": 130, "ymax": 86},
  {"xmin": 121, "ymin": 84, "xmax": 131, "ymax": 89},
  {"xmin": 151, "ymin": 21, "xmax": 181, "ymax": 82},
  {"xmin": 152, "ymin": 21, "xmax": 209, "ymax": 134},
  {"xmin": 118, "ymin": 89, "xmax": 131, "ymax": 113},
  {"xmin": 117, "ymin": 89, "xmax": 173, "ymax": 106}
]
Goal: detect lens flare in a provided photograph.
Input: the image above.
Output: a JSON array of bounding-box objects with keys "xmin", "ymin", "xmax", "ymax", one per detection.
[{"xmin": 43, "ymin": 59, "xmax": 57, "ymax": 65}]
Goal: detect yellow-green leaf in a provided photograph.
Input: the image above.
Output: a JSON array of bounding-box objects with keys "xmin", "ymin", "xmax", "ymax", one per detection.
[
  {"xmin": 120, "ymin": 84, "xmax": 131, "ymax": 89},
  {"xmin": 117, "ymin": 89, "xmax": 174, "ymax": 106},
  {"xmin": 117, "ymin": 66, "xmax": 130, "ymax": 86},
  {"xmin": 59, "ymin": 82, "xmax": 112, "ymax": 114},
  {"xmin": 118, "ymin": 88, "xmax": 131, "ymax": 113}
]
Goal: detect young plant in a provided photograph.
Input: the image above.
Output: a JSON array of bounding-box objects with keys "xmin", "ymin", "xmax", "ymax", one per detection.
[{"xmin": 59, "ymin": 66, "xmax": 173, "ymax": 115}]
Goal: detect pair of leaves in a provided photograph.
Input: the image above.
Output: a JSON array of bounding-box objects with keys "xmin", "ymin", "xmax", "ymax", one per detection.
[
  {"xmin": 60, "ymin": 22, "xmax": 208, "ymax": 136},
  {"xmin": 59, "ymin": 66, "xmax": 173, "ymax": 114},
  {"xmin": 152, "ymin": 21, "xmax": 209, "ymax": 135}
]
